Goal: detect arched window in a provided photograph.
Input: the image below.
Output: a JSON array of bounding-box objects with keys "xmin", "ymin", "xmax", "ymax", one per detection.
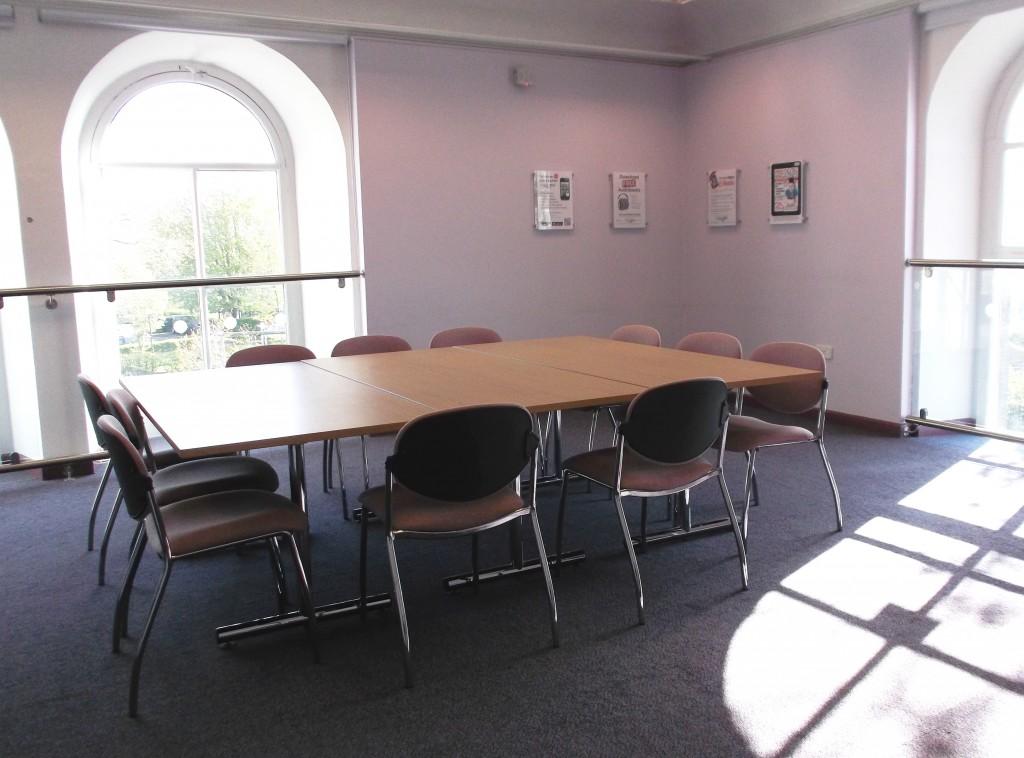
[{"xmin": 86, "ymin": 65, "xmax": 298, "ymax": 373}]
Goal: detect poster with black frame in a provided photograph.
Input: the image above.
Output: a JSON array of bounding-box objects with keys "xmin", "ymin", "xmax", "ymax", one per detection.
[{"xmin": 769, "ymin": 160, "xmax": 805, "ymax": 225}]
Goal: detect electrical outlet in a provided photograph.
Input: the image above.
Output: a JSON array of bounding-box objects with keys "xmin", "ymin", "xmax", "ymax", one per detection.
[{"xmin": 816, "ymin": 344, "xmax": 834, "ymax": 361}]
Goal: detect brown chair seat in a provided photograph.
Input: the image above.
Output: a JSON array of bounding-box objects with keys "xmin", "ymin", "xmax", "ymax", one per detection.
[
  {"xmin": 563, "ymin": 448, "xmax": 717, "ymax": 493},
  {"xmin": 360, "ymin": 483, "xmax": 526, "ymax": 536},
  {"xmin": 152, "ymin": 456, "xmax": 279, "ymax": 506},
  {"xmin": 724, "ymin": 415, "xmax": 814, "ymax": 452},
  {"xmin": 158, "ymin": 489, "xmax": 306, "ymax": 557}
]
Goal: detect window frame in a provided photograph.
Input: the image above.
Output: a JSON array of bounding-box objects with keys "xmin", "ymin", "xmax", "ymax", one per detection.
[{"xmin": 79, "ymin": 61, "xmax": 304, "ymax": 368}]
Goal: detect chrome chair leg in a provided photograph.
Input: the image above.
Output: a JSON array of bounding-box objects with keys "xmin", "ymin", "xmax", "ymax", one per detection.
[
  {"xmin": 683, "ymin": 489, "xmax": 692, "ymax": 531},
  {"xmin": 268, "ymin": 538, "xmax": 289, "ymax": 613},
  {"xmin": 588, "ymin": 409, "xmax": 599, "ymax": 451},
  {"xmin": 718, "ymin": 471, "xmax": 749, "ymax": 590},
  {"xmin": 385, "ymin": 534, "xmax": 413, "ymax": 688},
  {"xmin": 741, "ymin": 451, "xmax": 757, "ymax": 543},
  {"xmin": 639, "ymin": 497, "xmax": 648, "ymax": 551},
  {"xmin": 555, "ymin": 477, "xmax": 569, "ymax": 575},
  {"xmin": 114, "ymin": 526, "xmax": 147, "ymax": 651},
  {"xmin": 335, "ymin": 439, "xmax": 349, "ymax": 520},
  {"xmin": 471, "ymin": 534, "xmax": 480, "ymax": 593},
  {"xmin": 286, "ymin": 533, "xmax": 320, "ymax": 663},
  {"xmin": 128, "ymin": 559, "xmax": 172, "ymax": 718},
  {"xmin": 98, "ymin": 489, "xmax": 124, "ymax": 586},
  {"xmin": 818, "ymin": 439, "xmax": 843, "ymax": 531},
  {"xmin": 360, "ymin": 436, "xmax": 370, "ymax": 490},
  {"xmin": 359, "ymin": 503, "xmax": 369, "ymax": 619},
  {"xmin": 612, "ymin": 493, "xmax": 645, "ymax": 625},
  {"xmin": 87, "ymin": 461, "xmax": 112, "ymax": 551},
  {"xmin": 528, "ymin": 507, "xmax": 559, "ymax": 648}
]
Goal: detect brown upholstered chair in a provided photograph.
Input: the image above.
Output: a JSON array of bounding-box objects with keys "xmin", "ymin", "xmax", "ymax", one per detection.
[
  {"xmin": 369, "ymin": 404, "xmax": 558, "ymax": 686},
  {"xmin": 97, "ymin": 388, "xmax": 280, "ymax": 587},
  {"xmin": 428, "ymin": 326, "xmax": 502, "ymax": 348},
  {"xmin": 724, "ymin": 342, "xmax": 842, "ymax": 542},
  {"xmin": 675, "ymin": 331, "xmax": 742, "ymax": 359},
  {"xmin": 225, "ymin": 343, "xmax": 315, "ymax": 367},
  {"xmin": 98, "ymin": 414, "xmax": 317, "ymax": 717},
  {"xmin": 323, "ymin": 335, "xmax": 413, "ymax": 518},
  {"xmin": 588, "ymin": 324, "xmax": 663, "ymax": 450},
  {"xmin": 558, "ymin": 379, "xmax": 749, "ymax": 625}
]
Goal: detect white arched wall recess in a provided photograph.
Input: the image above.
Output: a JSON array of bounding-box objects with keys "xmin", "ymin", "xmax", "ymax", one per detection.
[
  {"xmin": 63, "ymin": 31, "xmax": 355, "ymax": 392},
  {"xmin": 916, "ymin": 6, "xmax": 1024, "ymax": 423}
]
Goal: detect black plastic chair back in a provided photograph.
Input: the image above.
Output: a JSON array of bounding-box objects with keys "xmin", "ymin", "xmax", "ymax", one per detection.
[
  {"xmin": 97, "ymin": 415, "xmax": 154, "ymax": 521},
  {"xmin": 388, "ymin": 405, "xmax": 537, "ymax": 502},
  {"xmin": 620, "ymin": 378, "xmax": 728, "ymax": 464},
  {"xmin": 77, "ymin": 374, "xmax": 111, "ymax": 450},
  {"xmin": 106, "ymin": 389, "xmax": 147, "ymax": 453}
]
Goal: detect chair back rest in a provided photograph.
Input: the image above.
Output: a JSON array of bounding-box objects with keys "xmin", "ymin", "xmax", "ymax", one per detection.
[
  {"xmin": 77, "ymin": 374, "xmax": 112, "ymax": 450},
  {"xmin": 105, "ymin": 388, "xmax": 149, "ymax": 457},
  {"xmin": 225, "ymin": 344, "xmax": 315, "ymax": 367},
  {"xmin": 97, "ymin": 415, "xmax": 154, "ymax": 520},
  {"xmin": 675, "ymin": 331, "xmax": 742, "ymax": 359},
  {"xmin": 610, "ymin": 324, "xmax": 662, "ymax": 347},
  {"xmin": 429, "ymin": 327, "xmax": 502, "ymax": 349},
  {"xmin": 747, "ymin": 342, "xmax": 825, "ymax": 414},
  {"xmin": 331, "ymin": 335, "xmax": 412, "ymax": 357},
  {"xmin": 388, "ymin": 405, "xmax": 536, "ymax": 501},
  {"xmin": 620, "ymin": 378, "xmax": 728, "ymax": 464}
]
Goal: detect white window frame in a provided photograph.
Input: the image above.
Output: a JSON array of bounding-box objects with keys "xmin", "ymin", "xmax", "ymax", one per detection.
[{"xmin": 79, "ymin": 61, "xmax": 304, "ymax": 368}]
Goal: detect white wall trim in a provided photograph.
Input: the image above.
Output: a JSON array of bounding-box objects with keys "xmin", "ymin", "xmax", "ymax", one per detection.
[{"xmin": 33, "ymin": 0, "xmax": 707, "ymax": 64}]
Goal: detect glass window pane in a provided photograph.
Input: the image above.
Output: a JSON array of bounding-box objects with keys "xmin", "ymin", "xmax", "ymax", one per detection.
[
  {"xmin": 101, "ymin": 82, "xmax": 275, "ymax": 165},
  {"xmin": 97, "ymin": 167, "xmax": 196, "ymax": 283},
  {"xmin": 206, "ymin": 285, "xmax": 288, "ymax": 368},
  {"xmin": 116, "ymin": 289, "xmax": 205, "ymax": 376},
  {"xmin": 197, "ymin": 171, "xmax": 284, "ymax": 277},
  {"xmin": 1001, "ymin": 148, "xmax": 1024, "ymax": 247}
]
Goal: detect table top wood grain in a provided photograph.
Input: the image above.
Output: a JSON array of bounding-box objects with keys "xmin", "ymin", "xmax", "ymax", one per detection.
[
  {"xmin": 305, "ymin": 346, "xmax": 645, "ymax": 413},
  {"xmin": 457, "ymin": 336, "xmax": 821, "ymax": 389},
  {"xmin": 122, "ymin": 362, "xmax": 430, "ymax": 457}
]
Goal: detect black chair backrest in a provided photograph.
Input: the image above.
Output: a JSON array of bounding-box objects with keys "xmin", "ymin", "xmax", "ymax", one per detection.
[
  {"xmin": 106, "ymin": 388, "xmax": 151, "ymax": 461},
  {"xmin": 97, "ymin": 415, "xmax": 154, "ymax": 521},
  {"xmin": 620, "ymin": 378, "xmax": 729, "ymax": 464},
  {"xmin": 388, "ymin": 405, "xmax": 537, "ymax": 502},
  {"xmin": 77, "ymin": 374, "xmax": 111, "ymax": 450}
]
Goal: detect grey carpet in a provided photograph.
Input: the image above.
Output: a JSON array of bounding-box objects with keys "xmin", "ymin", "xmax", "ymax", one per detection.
[{"xmin": 1, "ymin": 413, "xmax": 1022, "ymax": 757}]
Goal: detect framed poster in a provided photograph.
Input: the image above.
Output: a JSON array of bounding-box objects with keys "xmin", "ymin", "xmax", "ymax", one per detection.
[
  {"xmin": 770, "ymin": 161, "xmax": 805, "ymax": 224},
  {"xmin": 610, "ymin": 172, "xmax": 647, "ymax": 229},
  {"xmin": 534, "ymin": 170, "xmax": 574, "ymax": 230},
  {"xmin": 707, "ymin": 168, "xmax": 738, "ymax": 226}
]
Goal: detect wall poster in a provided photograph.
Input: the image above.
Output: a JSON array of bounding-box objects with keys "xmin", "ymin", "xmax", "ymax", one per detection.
[
  {"xmin": 534, "ymin": 170, "xmax": 574, "ymax": 230},
  {"xmin": 707, "ymin": 168, "xmax": 738, "ymax": 226},
  {"xmin": 610, "ymin": 172, "xmax": 646, "ymax": 229},
  {"xmin": 770, "ymin": 160, "xmax": 805, "ymax": 224}
]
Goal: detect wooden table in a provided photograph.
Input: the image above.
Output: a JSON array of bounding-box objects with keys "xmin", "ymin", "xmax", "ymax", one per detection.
[{"xmin": 122, "ymin": 336, "xmax": 821, "ymax": 637}]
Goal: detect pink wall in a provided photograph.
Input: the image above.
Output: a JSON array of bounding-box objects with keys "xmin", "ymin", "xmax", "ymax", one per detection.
[
  {"xmin": 352, "ymin": 39, "xmax": 690, "ymax": 348},
  {"xmin": 677, "ymin": 11, "xmax": 915, "ymax": 421}
]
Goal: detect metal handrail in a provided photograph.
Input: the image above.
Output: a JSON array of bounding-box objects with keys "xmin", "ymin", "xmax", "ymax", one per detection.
[
  {"xmin": 2, "ymin": 452, "xmax": 107, "ymax": 474},
  {"xmin": 905, "ymin": 258, "xmax": 1024, "ymax": 270},
  {"xmin": 0, "ymin": 269, "xmax": 364, "ymax": 308},
  {"xmin": 905, "ymin": 416, "xmax": 1024, "ymax": 445}
]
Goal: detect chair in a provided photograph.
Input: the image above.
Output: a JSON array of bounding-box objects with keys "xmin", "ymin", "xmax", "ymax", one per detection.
[
  {"xmin": 428, "ymin": 326, "xmax": 502, "ymax": 349},
  {"xmin": 557, "ymin": 378, "xmax": 749, "ymax": 625},
  {"xmin": 225, "ymin": 343, "xmax": 316, "ymax": 367},
  {"xmin": 609, "ymin": 324, "xmax": 662, "ymax": 347},
  {"xmin": 323, "ymin": 335, "xmax": 413, "ymax": 517},
  {"xmin": 97, "ymin": 415, "xmax": 317, "ymax": 717},
  {"xmin": 724, "ymin": 342, "xmax": 842, "ymax": 542},
  {"xmin": 95, "ymin": 388, "xmax": 280, "ymax": 587},
  {"xmin": 372, "ymin": 404, "xmax": 558, "ymax": 686},
  {"xmin": 589, "ymin": 324, "xmax": 663, "ymax": 450},
  {"xmin": 675, "ymin": 331, "xmax": 742, "ymax": 359}
]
